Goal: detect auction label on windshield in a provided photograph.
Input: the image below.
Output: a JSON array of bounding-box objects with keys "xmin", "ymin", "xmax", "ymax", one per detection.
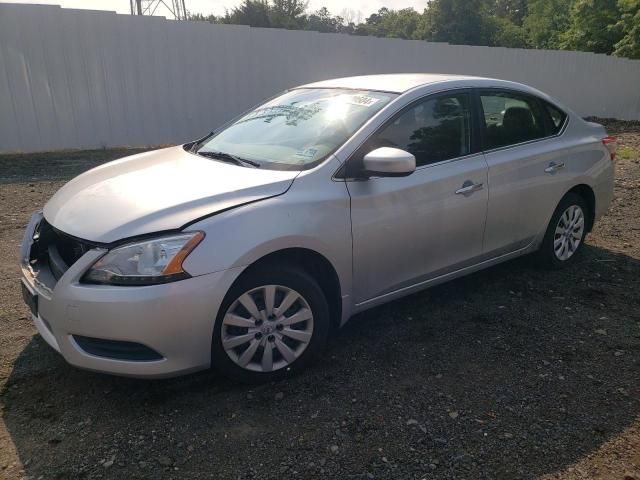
[{"xmin": 345, "ymin": 95, "xmax": 380, "ymax": 107}]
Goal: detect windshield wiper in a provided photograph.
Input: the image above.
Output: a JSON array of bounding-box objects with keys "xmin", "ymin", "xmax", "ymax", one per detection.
[
  {"xmin": 189, "ymin": 131, "xmax": 216, "ymax": 153},
  {"xmin": 197, "ymin": 150, "xmax": 260, "ymax": 168}
]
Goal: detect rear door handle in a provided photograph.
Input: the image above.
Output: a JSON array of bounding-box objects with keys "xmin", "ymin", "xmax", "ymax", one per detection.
[
  {"xmin": 545, "ymin": 161, "xmax": 565, "ymax": 174},
  {"xmin": 455, "ymin": 181, "xmax": 484, "ymax": 196}
]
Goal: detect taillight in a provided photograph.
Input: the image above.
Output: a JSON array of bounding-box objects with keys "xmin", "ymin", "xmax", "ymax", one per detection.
[{"xmin": 602, "ymin": 136, "xmax": 617, "ymax": 161}]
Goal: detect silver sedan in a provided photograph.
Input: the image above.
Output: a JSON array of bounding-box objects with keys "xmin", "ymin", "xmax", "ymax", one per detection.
[{"xmin": 20, "ymin": 74, "xmax": 615, "ymax": 382}]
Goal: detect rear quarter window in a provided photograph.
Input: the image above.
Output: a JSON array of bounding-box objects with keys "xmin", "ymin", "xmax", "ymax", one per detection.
[{"xmin": 543, "ymin": 101, "xmax": 567, "ymax": 135}]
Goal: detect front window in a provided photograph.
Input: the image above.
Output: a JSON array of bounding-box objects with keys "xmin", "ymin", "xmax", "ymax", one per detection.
[
  {"xmin": 369, "ymin": 92, "xmax": 472, "ymax": 167},
  {"xmin": 195, "ymin": 88, "xmax": 396, "ymax": 170}
]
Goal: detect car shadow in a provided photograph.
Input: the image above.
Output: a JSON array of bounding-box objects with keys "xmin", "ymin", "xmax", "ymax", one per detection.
[{"xmin": 2, "ymin": 244, "xmax": 639, "ymax": 479}]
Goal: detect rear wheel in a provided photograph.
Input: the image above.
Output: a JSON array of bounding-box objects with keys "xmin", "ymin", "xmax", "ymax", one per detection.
[
  {"xmin": 538, "ymin": 192, "xmax": 589, "ymax": 269},
  {"xmin": 212, "ymin": 265, "xmax": 329, "ymax": 383}
]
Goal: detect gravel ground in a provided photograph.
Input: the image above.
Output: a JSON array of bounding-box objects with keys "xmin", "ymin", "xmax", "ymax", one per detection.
[{"xmin": 0, "ymin": 123, "xmax": 639, "ymax": 480}]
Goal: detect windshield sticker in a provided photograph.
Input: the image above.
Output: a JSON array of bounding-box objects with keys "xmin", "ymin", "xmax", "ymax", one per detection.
[
  {"xmin": 344, "ymin": 95, "xmax": 381, "ymax": 107},
  {"xmin": 295, "ymin": 148, "xmax": 318, "ymax": 159}
]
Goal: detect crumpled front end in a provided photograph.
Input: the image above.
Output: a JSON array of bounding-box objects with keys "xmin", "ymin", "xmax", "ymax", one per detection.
[{"xmin": 19, "ymin": 212, "xmax": 243, "ymax": 378}]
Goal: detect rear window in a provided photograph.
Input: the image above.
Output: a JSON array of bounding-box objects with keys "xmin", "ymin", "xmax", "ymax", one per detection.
[{"xmin": 479, "ymin": 91, "xmax": 547, "ymax": 150}]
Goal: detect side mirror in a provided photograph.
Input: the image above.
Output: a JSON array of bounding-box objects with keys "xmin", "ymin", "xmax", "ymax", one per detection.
[{"xmin": 362, "ymin": 147, "xmax": 416, "ymax": 178}]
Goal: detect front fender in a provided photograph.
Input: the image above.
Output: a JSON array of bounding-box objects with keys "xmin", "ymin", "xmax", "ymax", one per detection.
[{"xmin": 181, "ymin": 164, "xmax": 352, "ymax": 304}]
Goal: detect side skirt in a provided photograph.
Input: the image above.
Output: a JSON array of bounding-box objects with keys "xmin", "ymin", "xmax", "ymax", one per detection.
[{"xmin": 351, "ymin": 242, "xmax": 537, "ymax": 316}]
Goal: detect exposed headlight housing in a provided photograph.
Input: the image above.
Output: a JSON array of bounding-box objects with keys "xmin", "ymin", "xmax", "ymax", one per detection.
[{"xmin": 83, "ymin": 232, "xmax": 204, "ymax": 286}]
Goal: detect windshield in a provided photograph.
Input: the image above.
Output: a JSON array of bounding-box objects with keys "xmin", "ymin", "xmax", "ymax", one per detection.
[{"xmin": 195, "ymin": 88, "xmax": 396, "ymax": 170}]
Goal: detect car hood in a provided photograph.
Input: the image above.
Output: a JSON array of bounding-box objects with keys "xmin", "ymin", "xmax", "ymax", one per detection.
[{"xmin": 44, "ymin": 146, "xmax": 298, "ymax": 243}]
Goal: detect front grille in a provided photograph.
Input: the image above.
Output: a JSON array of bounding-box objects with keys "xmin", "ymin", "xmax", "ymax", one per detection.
[
  {"xmin": 29, "ymin": 219, "xmax": 93, "ymax": 280},
  {"xmin": 52, "ymin": 227, "xmax": 89, "ymax": 266}
]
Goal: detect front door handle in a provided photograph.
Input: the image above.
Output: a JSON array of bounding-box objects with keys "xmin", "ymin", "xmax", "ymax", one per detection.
[
  {"xmin": 545, "ymin": 161, "xmax": 565, "ymax": 174},
  {"xmin": 455, "ymin": 181, "xmax": 484, "ymax": 196}
]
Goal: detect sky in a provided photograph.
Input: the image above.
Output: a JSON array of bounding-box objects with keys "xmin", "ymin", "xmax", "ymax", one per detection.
[{"xmin": 0, "ymin": 0, "xmax": 429, "ymax": 21}]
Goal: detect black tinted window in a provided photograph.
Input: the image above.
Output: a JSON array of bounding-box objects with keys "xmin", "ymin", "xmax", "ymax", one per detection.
[
  {"xmin": 543, "ymin": 101, "xmax": 567, "ymax": 134},
  {"xmin": 480, "ymin": 92, "xmax": 547, "ymax": 149},
  {"xmin": 373, "ymin": 93, "xmax": 472, "ymax": 167}
]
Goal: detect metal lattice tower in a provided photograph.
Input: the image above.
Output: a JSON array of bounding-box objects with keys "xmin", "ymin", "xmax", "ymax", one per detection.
[{"xmin": 130, "ymin": 0, "xmax": 188, "ymax": 20}]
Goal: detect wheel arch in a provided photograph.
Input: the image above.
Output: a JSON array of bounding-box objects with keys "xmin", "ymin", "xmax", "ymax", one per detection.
[
  {"xmin": 566, "ymin": 184, "xmax": 596, "ymax": 232},
  {"xmin": 227, "ymin": 248, "xmax": 342, "ymax": 329}
]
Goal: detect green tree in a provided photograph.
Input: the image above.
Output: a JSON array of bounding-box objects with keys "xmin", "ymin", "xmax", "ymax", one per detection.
[
  {"xmin": 305, "ymin": 7, "xmax": 342, "ymax": 32},
  {"xmin": 356, "ymin": 7, "xmax": 422, "ymax": 39},
  {"xmin": 272, "ymin": 0, "xmax": 306, "ymax": 17},
  {"xmin": 422, "ymin": 0, "xmax": 494, "ymax": 45},
  {"xmin": 270, "ymin": 0, "xmax": 307, "ymax": 28},
  {"xmin": 490, "ymin": 0, "xmax": 529, "ymax": 25},
  {"xmin": 486, "ymin": 16, "xmax": 528, "ymax": 47},
  {"xmin": 356, "ymin": 7, "xmax": 390, "ymax": 36},
  {"xmin": 223, "ymin": 0, "xmax": 272, "ymax": 27},
  {"xmin": 613, "ymin": 0, "xmax": 640, "ymax": 58},
  {"xmin": 560, "ymin": 0, "xmax": 623, "ymax": 53},
  {"xmin": 523, "ymin": 0, "xmax": 572, "ymax": 49},
  {"xmin": 188, "ymin": 12, "xmax": 220, "ymax": 23},
  {"xmin": 383, "ymin": 8, "xmax": 423, "ymax": 39},
  {"xmin": 187, "ymin": 0, "xmax": 640, "ymax": 60}
]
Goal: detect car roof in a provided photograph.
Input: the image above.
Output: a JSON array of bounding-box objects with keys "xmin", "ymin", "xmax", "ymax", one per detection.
[
  {"xmin": 297, "ymin": 73, "xmax": 572, "ymax": 114},
  {"xmin": 299, "ymin": 74, "xmax": 494, "ymax": 94}
]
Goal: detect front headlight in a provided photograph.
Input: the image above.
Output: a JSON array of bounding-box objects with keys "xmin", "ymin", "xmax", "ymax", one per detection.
[{"xmin": 83, "ymin": 232, "xmax": 204, "ymax": 286}]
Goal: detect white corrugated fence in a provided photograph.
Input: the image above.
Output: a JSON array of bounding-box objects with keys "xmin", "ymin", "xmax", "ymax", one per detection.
[{"xmin": 1, "ymin": 3, "xmax": 639, "ymax": 153}]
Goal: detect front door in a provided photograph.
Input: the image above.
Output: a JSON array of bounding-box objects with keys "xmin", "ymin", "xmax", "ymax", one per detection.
[{"xmin": 346, "ymin": 91, "xmax": 489, "ymax": 304}]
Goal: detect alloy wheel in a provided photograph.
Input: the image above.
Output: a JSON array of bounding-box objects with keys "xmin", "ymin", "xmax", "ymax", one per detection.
[
  {"xmin": 221, "ymin": 285, "xmax": 314, "ymax": 372},
  {"xmin": 553, "ymin": 204, "xmax": 585, "ymax": 261}
]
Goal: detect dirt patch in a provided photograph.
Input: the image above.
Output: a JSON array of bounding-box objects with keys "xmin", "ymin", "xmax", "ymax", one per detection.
[{"xmin": 0, "ymin": 129, "xmax": 639, "ymax": 479}]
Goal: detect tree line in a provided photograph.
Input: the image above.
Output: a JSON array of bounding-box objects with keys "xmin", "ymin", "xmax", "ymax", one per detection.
[{"xmin": 189, "ymin": 0, "xmax": 640, "ymax": 59}]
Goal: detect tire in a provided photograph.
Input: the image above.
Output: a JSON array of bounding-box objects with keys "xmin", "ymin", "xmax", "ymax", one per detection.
[
  {"xmin": 211, "ymin": 265, "xmax": 330, "ymax": 383},
  {"xmin": 537, "ymin": 192, "xmax": 589, "ymax": 269}
]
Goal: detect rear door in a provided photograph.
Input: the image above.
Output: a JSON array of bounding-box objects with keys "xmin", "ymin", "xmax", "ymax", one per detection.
[{"xmin": 477, "ymin": 89, "xmax": 570, "ymax": 256}]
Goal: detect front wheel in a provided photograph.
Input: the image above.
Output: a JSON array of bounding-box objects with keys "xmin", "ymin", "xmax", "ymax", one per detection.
[
  {"xmin": 538, "ymin": 192, "xmax": 589, "ymax": 269},
  {"xmin": 211, "ymin": 265, "xmax": 330, "ymax": 383}
]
